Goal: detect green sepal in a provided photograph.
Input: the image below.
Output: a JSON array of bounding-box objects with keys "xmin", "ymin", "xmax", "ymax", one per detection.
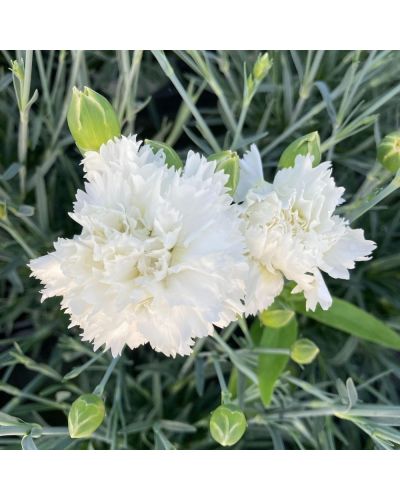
[
  {"xmin": 208, "ymin": 150, "xmax": 240, "ymax": 196},
  {"xmin": 278, "ymin": 131, "xmax": 321, "ymax": 168},
  {"xmin": 145, "ymin": 139, "xmax": 183, "ymax": 169}
]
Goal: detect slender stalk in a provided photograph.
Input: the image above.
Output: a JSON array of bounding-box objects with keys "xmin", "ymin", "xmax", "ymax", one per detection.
[
  {"xmin": 212, "ymin": 357, "xmax": 231, "ymax": 404},
  {"xmin": 93, "ymin": 356, "xmax": 120, "ymax": 396},
  {"xmin": 347, "ymin": 173, "xmax": 400, "ymax": 223},
  {"xmin": 17, "ymin": 50, "xmax": 34, "ymax": 198}
]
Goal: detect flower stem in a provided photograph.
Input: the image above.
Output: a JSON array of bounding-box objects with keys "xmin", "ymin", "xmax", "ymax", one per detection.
[
  {"xmin": 93, "ymin": 356, "xmax": 120, "ymax": 396},
  {"xmin": 212, "ymin": 357, "xmax": 230, "ymax": 403},
  {"xmin": 347, "ymin": 172, "xmax": 400, "ymax": 223}
]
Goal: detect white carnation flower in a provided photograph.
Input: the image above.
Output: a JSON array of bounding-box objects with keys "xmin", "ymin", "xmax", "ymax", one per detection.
[
  {"xmin": 239, "ymin": 147, "xmax": 376, "ymax": 314},
  {"xmin": 29, "ymin": 136, "xmax": 247, "ymax": 357}
]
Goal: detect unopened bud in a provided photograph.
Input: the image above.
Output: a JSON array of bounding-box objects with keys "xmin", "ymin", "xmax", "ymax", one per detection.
[
  {"xmin": 210, "ymin": 404, "xmax": 247, "ymax": 447},
  {"xmin": 290, "ymin": 339, "xmax": 320, "ymax": 365},
  {"xmin": 68, "ymin": 394, "xmax": 105, "ymax": 439},
  {"xmin": 145, "ymin": 139, "xmax": 183, "ymax": 169},
  {"xmin": 259, "ymin": 308, "xmax": 295, "ymax": 329},
  {"xmin": 208, "ymin": 150, "xmax": 240, "ymax": 196},
  {"xmin": 67, "ymin": 87, "xmax": 121, "ymax": 154},
  {"xmin": 278, "ymin": 131, "xmax": 321, "ymax": 168},
  {"xmin": 10, "ymin": 59, "xmax": 24, "ymax": 82},
  {"xmin": 253, "ymin": 53, "xmax": 272, "ymax": 81},
  {"xmin": 377, "ymin": 131, "xmax": 400, "ymax": 173}
]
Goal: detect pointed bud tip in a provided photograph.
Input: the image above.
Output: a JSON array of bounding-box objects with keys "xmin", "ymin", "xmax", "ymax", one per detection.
[
  {"xmin": 278, "ymin": 131, "xmax": 321, "ymax": 169},
  {"xmin": 67, "ymin": 86, "xmax": 121, "ymax": 154}
]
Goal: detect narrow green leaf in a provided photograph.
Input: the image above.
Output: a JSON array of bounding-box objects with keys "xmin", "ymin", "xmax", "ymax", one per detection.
[
  {"xmin": 258, "ymin": 317, "xmax": 298, "ymax": 407},
  {"xmin": 291, "ymin": 296, "xmax": 400, "ymax": 351},
  {"xmin": 2, "ymin": 162, "xmax": 22, "ymax": 181},
  {"xmin": 194, "ymin": 356, "xmax": 205, "ymax": 396},
  {"xmin": 159, "ymin": 420, "xmax": 196, "ymax": 434},
  {"xmin": 346, "ymin": 378, "xmax": 358, "ymax": 408},
  {"xmin": 153, "ymin": 425, "xmax": 176, "ymax": 450}
]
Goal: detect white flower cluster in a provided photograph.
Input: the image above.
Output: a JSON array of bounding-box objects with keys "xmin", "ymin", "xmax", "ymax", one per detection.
[{"xmin": 29, "ymin": 136, "xmax": 375, "ymax": 357}]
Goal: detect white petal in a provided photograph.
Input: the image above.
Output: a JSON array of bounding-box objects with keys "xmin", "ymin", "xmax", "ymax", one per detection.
[
  {"xmin": 320, "ymin": 226, "xmax": 376, "ymax": 279},
  {"xmin": 292, "ymin": 269, "xmax": 332, "ymax": 311},
  {"xmin": 244, "ymin": 259, "xmax": 284, "ymax": 316},
  {"xmin": 234, "ymin": 144, "xmax": 264, "ymax": 203}
]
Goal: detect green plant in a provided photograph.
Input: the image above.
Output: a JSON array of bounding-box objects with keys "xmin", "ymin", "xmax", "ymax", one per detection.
[{"xmin": 1, "ymin": 50, "xmax": 400, "ymax": 450}]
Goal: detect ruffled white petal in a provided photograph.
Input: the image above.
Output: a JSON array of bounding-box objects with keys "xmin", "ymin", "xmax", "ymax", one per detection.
[
  {"xmin": 30, "ymin": 136, "xmax": 248, "ymax": 357},
  {"xmin": 292, "ymin": 268, "xmax": 332, "ymax": 311},
  {"xmin": 234, "ymin": 144, "xmax": 264, "ymax": 203},
  {"xmin": 244, "ymin": 260, "xmax": 284, "ymax": 316}
]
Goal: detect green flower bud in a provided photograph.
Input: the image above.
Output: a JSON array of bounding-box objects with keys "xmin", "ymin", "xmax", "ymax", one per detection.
[
  {"xmin": 278, "ymin": 131, "xmax": 321, "ymax": 168},
  {"xmin": 210, "ymin": 404, "xmax": 247, "ymax": 447},
  {"xmin": 259, "ymin": 308, "xmax": 295, "ymax": 329},
  {"xmin": 290, "ymin": 339, "xmax": 320, "ymax": 365},
  {"xmin": 377, "ymin": 131, "xmax": 400, "ymax": 173},
  {"xmin": 67, "ymin": 86, "xmax": 121, "ymax": 154},
  {"xmin": 253, "ymin": 52, "xmax": 272, "ymax": 81},
  {"xmin": 145, "ymin": 139, "xmax": 183, "ymax": 169},
  {"xmin": 208, "ymin": 150, "xmax": 240, "ymax": 196},
  {"xmin": 10, "ymin": 59, "xmax": 24, "ymax": 82},
  {"xmin": 68, "ymin": 394, "xmax": 105, "ymax": 439}
]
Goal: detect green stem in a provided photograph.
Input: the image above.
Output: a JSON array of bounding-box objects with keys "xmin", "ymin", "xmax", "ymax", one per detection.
[
  {"xmin": 244, "ymin": 347, "xmax": 291, "ymax": 356},
  {"xmin": 17, "ymin": 50, "xmax": 34, "ymax": 198},
  {"xmin": 347, "ymin": 174, "xmax": 400, "ymax": 223},
  {"xmin": 231, "ymin": 101, "xmax": 249, "ymax": 149},
  {"xmin": 93, "ymin": 356, "xmax": 120, "ymax": 396},
  {"xmin": 212, "ymin": 357, "xmax": 230, "ymax": 404}
]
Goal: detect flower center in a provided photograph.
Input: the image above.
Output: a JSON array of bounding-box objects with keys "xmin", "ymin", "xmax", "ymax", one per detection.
[
  {"xmin": 282, "ymin": 206, "xmax": 308, "ymax": 232},
  {"xmin": 136, "ymin": 238, "xmax": 172, "ymax": 279}
]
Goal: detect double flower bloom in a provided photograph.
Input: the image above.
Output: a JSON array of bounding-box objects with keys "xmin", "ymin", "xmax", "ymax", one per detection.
[{"xmin": 29, "ymin": 136, "xmax": 375, "ymax": 357}]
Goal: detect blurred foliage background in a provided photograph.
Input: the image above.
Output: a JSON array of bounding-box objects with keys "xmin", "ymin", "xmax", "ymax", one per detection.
[{"xmin": 1, "ymin": 50, "xmax": 400, "ymax": 450}]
